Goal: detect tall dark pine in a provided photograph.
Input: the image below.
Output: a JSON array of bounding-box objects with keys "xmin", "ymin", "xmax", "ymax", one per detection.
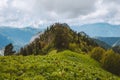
[
  {"xmin": 54, "ymin": 25, "xmax": 70, "ymax": 50},
  {"xmin": 4, "ymin": 43, "xmax": 15, "ymax": 56},
  {"xmin": 34, "ymin": 38, "xmax": 41, "ymax": 55},
  {"xmin": 77, "ymin": 32, "xmax": 81, "ymax": 47}
]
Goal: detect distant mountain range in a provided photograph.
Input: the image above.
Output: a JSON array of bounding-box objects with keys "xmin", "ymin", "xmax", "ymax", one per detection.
[
  {"xmin": 71, "ymin": 23, "xmax": 120, "ymax": 37},
  {"xmin": 71, "ymin": 23, "xmax": 120, "ymax": 47},
  {"xmin": 0, "ymin": 27, "xmax": 43, "ymax": 51}
]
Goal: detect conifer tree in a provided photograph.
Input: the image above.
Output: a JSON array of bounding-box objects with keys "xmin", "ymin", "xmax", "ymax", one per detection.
[{"xmin": 4, "ymin": 43, "xmax": 15, "ymax": 56}]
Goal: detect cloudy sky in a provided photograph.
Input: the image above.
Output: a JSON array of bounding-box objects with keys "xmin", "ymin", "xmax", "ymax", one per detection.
[{"xmin": 0, "ymin": 0, "xmax": 120, "ymax": 28}]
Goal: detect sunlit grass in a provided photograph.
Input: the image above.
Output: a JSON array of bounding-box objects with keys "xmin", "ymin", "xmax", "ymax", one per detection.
[{"xmin": 0, "ymin": 50, "xmax": 119, "ymax": 80}]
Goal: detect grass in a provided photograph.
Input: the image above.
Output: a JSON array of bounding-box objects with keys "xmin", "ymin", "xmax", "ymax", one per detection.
[{"xmin": 0, "ymin": 50, "xmax": 119, "ymax": 80}]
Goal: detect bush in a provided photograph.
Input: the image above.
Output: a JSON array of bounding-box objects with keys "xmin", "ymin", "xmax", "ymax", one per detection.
[
  {"xmin": 90, "ymin": 47, "xmax": 105, "ymax": 62},
  {"xmin": 69, "ymin": 43, "xmax": 81, "ymax": 53},
  {"xmin": 101, "ymin": 50, "xmax": 120, "ymax": 75}
]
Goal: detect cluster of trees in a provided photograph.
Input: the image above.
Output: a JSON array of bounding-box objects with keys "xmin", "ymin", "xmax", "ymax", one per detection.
[
  {"xmin": 19, "ymin": 38, "xmax": 42, "ymax": 56},
  {"xmin": 90, "ymin": 47, "xmax": 120, "ymax": 75}
]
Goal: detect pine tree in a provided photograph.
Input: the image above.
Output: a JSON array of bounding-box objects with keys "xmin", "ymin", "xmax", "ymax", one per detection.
[{"xmin": 4, "ymin": 43, "xmax": 15, "ymax": 56}]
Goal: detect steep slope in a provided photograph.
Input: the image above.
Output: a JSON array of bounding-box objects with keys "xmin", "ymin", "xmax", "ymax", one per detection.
[
  {"xmin": 0, "ymin": 27, "xmax": 42, "ymax": 50},
  {"xmin": 0, "ymin": 34, "xmax": 13, "ymax": 49},
  {"xmin": 112, "ymin": 39, "xmax": 120, "ymax": 47},
  {"xmin": 94, "ymin": 37, "xmax": 120, "ymax": 46},
  {"xmin": 71, "ymin": 23, "xmax": 120, "ymax": 37},
  {"xmin": 0, "ymin": 50, "xmax": 119, "ymax": 80},
  {"xmin": 93, "ymin": 39, "xmax": 111, "ymax": 49}
]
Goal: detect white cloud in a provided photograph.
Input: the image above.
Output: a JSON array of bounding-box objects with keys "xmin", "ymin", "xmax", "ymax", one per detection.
[
  {"xmin": 0, "ymin": 0, "xmax": 8, "ymax": 9},
  {"xmin": 11, "ymin": 0, "xmax": 35, "ymax": 12}
]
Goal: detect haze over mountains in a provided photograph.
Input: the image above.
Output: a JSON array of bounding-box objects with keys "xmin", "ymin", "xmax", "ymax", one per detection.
[
  {"xmin": 71, "ymin": 23, "xmax": 120, "ymax": 37},
  {"xmin": 0, "ymin": 22, "xmax": 120, "ymax": 51},
  {"xmin": 0, "ymin": 27, "xmax": 42, "ymax": 50}
]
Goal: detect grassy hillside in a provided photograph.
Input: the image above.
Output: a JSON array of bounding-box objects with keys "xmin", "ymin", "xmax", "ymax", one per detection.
[{"xmin": 0, "ymin": 50, "xmax": 119, "ymax": 80}]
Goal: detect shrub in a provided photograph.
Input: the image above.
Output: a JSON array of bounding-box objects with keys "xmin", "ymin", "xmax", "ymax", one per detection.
[
  {"xmin": 69, "ymin": 43, "xmax": 81, "ymax": 53},
  {"xmin": 90, "ymin": 47, "xmax": 105, "ymax": 62},
  {"xmin": 101, "ymin": 50, "xmax": 120, "ymax": 75}
]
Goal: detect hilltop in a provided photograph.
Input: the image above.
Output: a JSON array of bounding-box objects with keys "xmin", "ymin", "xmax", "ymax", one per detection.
[{"xmin": 19, "ymin": 23, "xmax": 98, "ymax": 55}]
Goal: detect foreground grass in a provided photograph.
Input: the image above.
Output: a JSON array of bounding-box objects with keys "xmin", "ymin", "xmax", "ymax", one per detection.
[{"xmin": 0, "ymin": 50, "xmax": 119, "ymax": 80}]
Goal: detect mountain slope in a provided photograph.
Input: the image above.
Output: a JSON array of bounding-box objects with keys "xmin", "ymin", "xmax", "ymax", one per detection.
[
  {"xmin": 0, "ymin": 34, "xmax": 13, "ymax": 49},
  {"xmin": 94, "ymin": 37, "xmax": 120, "ymax": 47},
  {"xmin": 93, "ymin": 39, "xmax": 111, "ymax": 49},
  {"xmin": 0, "ymin": 50, "xmax": 119, "ymax": 80},
  {"xmin": 0, "ymin": 27, "xmax": 42, "ymax": 50},
  {"xmin": 113, "ymin": 39, "xmax": 120, "ymax": 47},
  {"xmin": 71, "ymin": 23, "xmax": 120, "ymax": 37}
]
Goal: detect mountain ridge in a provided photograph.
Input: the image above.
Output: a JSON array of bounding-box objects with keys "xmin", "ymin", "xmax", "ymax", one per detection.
[
  {"xmin": 71, "ymin": 22, "xmax": 120, "ymax": 37},
  {"xmin": 19, "ymin": 23, "xmax": 98, "ymax": 55}
]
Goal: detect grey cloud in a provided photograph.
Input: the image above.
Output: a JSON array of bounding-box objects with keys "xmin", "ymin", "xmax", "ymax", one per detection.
[
  {"xmin": 103, "ymin": 0, "xmax": 120, "ymax": 4},
  {"xmin": 101, "ymin": 0, "xmax": 120, "ymax": 24},
  {"xmin": 35, "ymin": 0, "xmax": 97, "ymax": 18}
]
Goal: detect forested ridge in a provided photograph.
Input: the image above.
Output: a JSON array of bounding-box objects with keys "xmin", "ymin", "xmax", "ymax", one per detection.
[{"xmin": 19, "ymin": 23, "xmax": 98, "ymax": 55}]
